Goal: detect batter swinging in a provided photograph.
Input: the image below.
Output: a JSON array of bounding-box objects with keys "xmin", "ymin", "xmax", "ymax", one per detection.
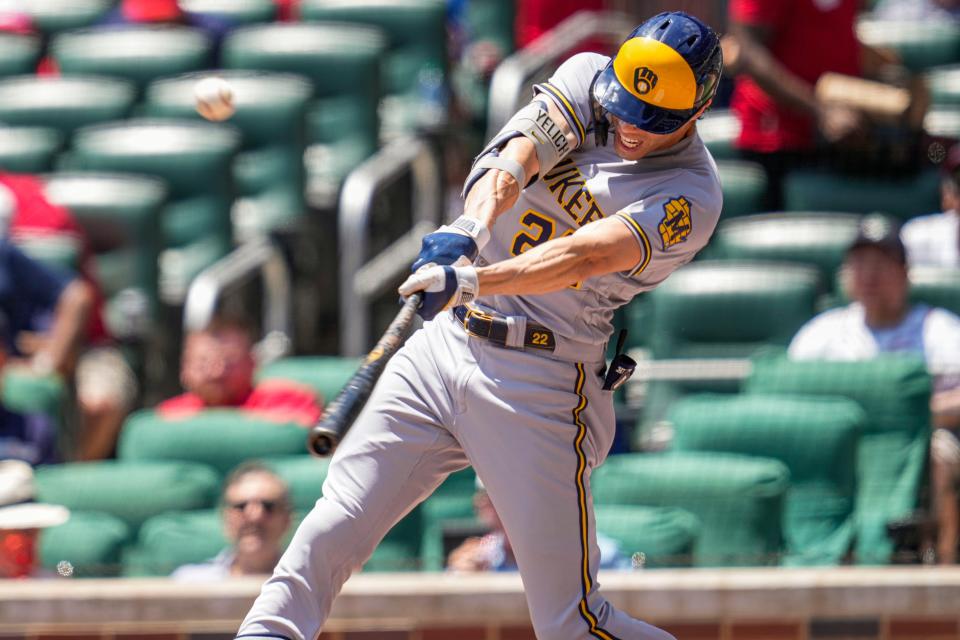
[{"xmin": 237, "ymin": 11, "xmax": 723, "ymax": 640}]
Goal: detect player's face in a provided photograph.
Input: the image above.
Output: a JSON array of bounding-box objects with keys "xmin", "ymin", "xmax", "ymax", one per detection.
[
  {"xmin": 181, "ymin": 328, "xmax": 256, "ymax": 406},
  {"xmin": 609, "ymin": 116, "xmax": 693, "ymax": 160},
  {"xmin": 844, "ymin": 246, "xmax": 909, "ymax": 313},
  {"xmin": 0, "ymin": 529, "xmax": 40, "ymax": 578},
  {"xmin": 223, "ymin": 473, "xmax": 291, "ymax": 559}
]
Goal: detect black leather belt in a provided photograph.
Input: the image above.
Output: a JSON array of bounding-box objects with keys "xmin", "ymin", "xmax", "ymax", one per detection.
[{"xmin": 453, "ymin": 306, "xmax": 556, "ymax": 351}]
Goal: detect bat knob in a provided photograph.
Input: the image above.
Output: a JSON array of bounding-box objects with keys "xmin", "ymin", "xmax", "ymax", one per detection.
[{"xmin": 308, "ymin": 427, "xmax": 340, "ymax": 458}]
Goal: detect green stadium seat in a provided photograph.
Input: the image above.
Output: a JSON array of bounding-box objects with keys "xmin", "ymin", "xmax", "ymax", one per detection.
[
  {"xmin": 709, "ymin": 213, "xmax": 863, "ymax": 292},
  {"xmin": 783, "ymin": 169, "xmax": 941, "ymax": 219},
  {"xmin": 648, "ymin": 261, "xmax": 820, "ymax": 359},
  {"xmin": 0, "ymin": 76, "xmax": 136, "ymax": 140},
  {"xmin": 21, "ymin": 0, "xmax": 114, "ymax": 37},
  {"xmin": 179, "ymin": 0, "xmax": 278, "ymax": 25},
  {"xmin": 42, "ymin": 173, "xmax": 167, "ymax": 331},
  {"xmin": 123, "ymin": 509, "xmax": 227, "ymax": 577},
  {"xmin": 301, "ymin": 0, "xmax": 448, "ymax": 137},
  {"xmin": 857, "ymin": 19, "xmax": 960, "ymax": 71},
  {"xmin": 145, "ymin": 71, "xmax": 312, "ymax": 237},
  {"xmin": 0, "ymin": 366, "xmax": 66, "ymax": 417},
  {"xmin": 0, "ymin": 127, "xmax": 62, "ymax": 173},
  {"xmin": 746, "ymin": 355, "xmax": 932, "ymax": 564},
  {"xmin": 925, "ymin": 107, "xmax": 960, "ymax": 141},
  {"xmin": 70, "ymin": 119, "xmax": 240, "ymax": 302},
  {"xmin": 594, "ymin": 505, "xmax": 700, "ymax": 568},
  {"xmin": 698, "ymin": 110, "xmax": 740, "ymax": 160},
  {"xmin": 593, "ymin": 452, "xmax": 789, "ymax": 567},
  {"xmin": 35, "ymin": 460, "xmax": 220, "ymax": 532},
  {"xmin": 12, "ymin": 233, "xmax": 81, "ymax": 273},
  {"xmin": 910, "ymin": 266, "xmax": 960, "ymax": 316},
  {"xmin": 669, "ymin": 394, "xmax": 864, "ymax": 566},
  {"xmin": 256, "ymin": 356, "xmax": 363, "ymax": 405},
  {"xmin": 40, "ymin": 511, "xmax": 132, "ymax": 578},
  {"xmin": 119, "ymin": 409, "xmax": 310, "ymax": 478},
  {"xmin": 222, "ymin": 23, "xmax": 387, "ymax": 206},
  {"xmin": 51, "ymin": 26, "xmax": 215, "ymax": 92},
  {"xmin": 716, "ymin": 160, "xmax": 767, "ymax": 218},
  {"xmin": 928, "ymin": 65, "xmax": 960, "ymax": 106},
  {"xmin": 0, "ymin": 33, "xmax": 41, "ymax": 77}
]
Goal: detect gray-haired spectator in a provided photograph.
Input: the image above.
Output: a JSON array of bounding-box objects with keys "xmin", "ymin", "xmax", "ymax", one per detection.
[{"xmin": 172, "ymin": 463, "xmax": 293, "ymax": 581}]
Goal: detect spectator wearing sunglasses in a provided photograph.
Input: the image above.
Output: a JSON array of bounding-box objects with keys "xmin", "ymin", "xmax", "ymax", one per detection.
[{"xmin": 172, "ymin": 462, "xmax": 292, "ymax": 581}]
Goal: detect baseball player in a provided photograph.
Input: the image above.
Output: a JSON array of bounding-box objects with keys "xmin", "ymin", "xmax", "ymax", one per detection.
[{"xmin": 236, "ymin": 11, "xmax": 723, "ymax": 640}]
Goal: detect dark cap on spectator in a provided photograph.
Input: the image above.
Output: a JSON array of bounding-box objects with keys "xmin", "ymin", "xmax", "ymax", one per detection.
[{"xmin": 847, "ymin": 215, "xmax": 906, "ymax": 264}]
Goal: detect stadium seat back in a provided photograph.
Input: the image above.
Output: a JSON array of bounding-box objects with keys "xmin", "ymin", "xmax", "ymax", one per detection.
[
  {"xmin": 40, "ymin": 511, "xmax": 132, "ymax": 578},
  {"xmin": 909, "ymin": 267, "xmax": 960, "ymax": 316},
  {"xmin": 670, "ymin": 394, "xmax": 864, "ymax": 565},
  {"xmin": 119, "ymin": 409, "xmax": 310, "ymax": 478},
  {"xmin": 52, "ymin": 26, "xmax": 215, "ymax": 92},
  {"xmin": 0, "ymin": 127, "xmax": 63, "ymax": 173},
  {"xmin": 179, "ymin": 0, "xmax": 279, "ymax": 25},
  {"xmin": 256, "ymin": 356, "xmax": 363, "ymax": 405},
  {"xmin": 35, "ymin": 460, "xmax": 220, "ymax": 533},
  {"xmin": 710, "ymin": 213, "xmax": 863, "ymax": 291},
  {"xmin": 0, "ymin": 33, "xmax": 42, "ymax": 78},
  {"xmin": 42, "ymin": 172, "xmax": 167, "ymax": 314},
  {"xmin": 746, "ymin": 355, "xmax": 932, "ymax": 564},
  {"xmin": 716, "ymin": 160, "xmax": 767, "ymax": 219},
  {"xmin": 857, "ymin": 19, "xmax": 960, "ymax": 71},
  {"xmin": 593, "ymin": 452, "xmax": 789, "ymax": 566},
  {"xmin": 648, "ymin": 261, "xmax": 820, "ymax": 359},
  {"xmin": 928, "ymin": 64, "xmax": 960, "ymax": 106},
  {"xmin": 21, "ymin": 0, "xmax": 114, "ymax": 37},
  {"xmin": 784, "ymin": 169, "xmax": 942, "ymax": 219},
  {"xmin": 594, "ymin": 505, "xmax": 701, "ymax": 568}
]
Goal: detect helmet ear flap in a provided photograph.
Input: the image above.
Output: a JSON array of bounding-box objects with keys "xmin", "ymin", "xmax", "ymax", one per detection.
[{"xmin": 589, "ymin": 69, "xmax": 611, "ymax": 146}]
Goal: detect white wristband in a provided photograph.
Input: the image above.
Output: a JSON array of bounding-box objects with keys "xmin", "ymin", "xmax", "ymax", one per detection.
[{"xmin": 445, "ymin": 216, "xmax": 491, "ymax": 253}]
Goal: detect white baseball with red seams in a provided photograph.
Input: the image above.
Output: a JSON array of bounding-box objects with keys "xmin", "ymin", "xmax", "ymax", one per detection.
[{"xmin": 193, "ymin": 76, "xmax": 235, "ymax": 122}]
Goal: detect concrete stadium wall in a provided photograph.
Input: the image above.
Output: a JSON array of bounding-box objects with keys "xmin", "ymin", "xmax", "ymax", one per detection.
[{"xmin": 2, "ymin": 568, "xmax": 960, "ymax": 640}]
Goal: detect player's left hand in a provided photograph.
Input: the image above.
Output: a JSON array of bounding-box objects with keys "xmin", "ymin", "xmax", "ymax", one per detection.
[
  {"xmin": 411, "ymin": 216, "xmax": 490, "ymax": 272},
  {"xmin": 399, "ymin": 264, "xmax": 479, "ymax": 321}
]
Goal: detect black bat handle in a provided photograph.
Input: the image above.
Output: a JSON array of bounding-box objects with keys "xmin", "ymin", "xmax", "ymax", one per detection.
[{"xmin": 307, "ymin": 292, "xmax": 422, "ymax": 457}]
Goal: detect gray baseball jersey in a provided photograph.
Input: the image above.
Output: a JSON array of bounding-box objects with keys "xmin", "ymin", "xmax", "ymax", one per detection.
[
  {"xmin": 479, "ymin": 52, "xmax": 723, "ymax": 348},
  {"xmin": 235, "ymin": 51, "xmax": 720, "ymax": 640}
]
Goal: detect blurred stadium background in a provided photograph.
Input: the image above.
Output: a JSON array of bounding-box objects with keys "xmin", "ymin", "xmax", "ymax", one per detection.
[{"xmin": 1, "ymin": 0, "xmax": 960, "ymax": 638}]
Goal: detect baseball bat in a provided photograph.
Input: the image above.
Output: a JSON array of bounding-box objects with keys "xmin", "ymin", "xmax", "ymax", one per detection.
[{"xmin": 307, "ymin": 292, "xmax": 423, "ymax": 457}]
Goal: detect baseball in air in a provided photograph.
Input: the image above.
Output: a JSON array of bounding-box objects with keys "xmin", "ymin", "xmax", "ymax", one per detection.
[{"xmin": 193, "ymin": 76, "xmax": 235, "ymax": 121}]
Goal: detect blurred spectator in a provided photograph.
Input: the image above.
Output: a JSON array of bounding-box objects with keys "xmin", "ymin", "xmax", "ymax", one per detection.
[
  {"xmin": 99, "ymin": 0, "xmax": 233, "ymax": 54},
  {"xmin": 0, "ymin": 1, "xmax": 31, "ymax": 34},
  {"xmin": 273, "ymin": 0, "xmax": 300, "ymax": 21},
  {"xmin": 726, "ymin": 0, "xmax": 912, "ymax": 209},
  {"xmin": 447, "ymin": 478, "xmax": 629, "ymax": 572},
  {"xmin": 172, "ymin": 462, "xmax": 292, "ymax": 581},
  {"xmin": 901, "ymin": 145, "xmax": 960, "ymax": 268},
  {"xmin": 515, "ymin": 0, "xmax": 604, "ymax": 52},
  {"xmin": 158, "ymin": 317, "xmax": 322, "ymax": 426},
  {"xmin": 873, "ymin": 0, "xmax": 960, "ymax": 21},
  {"xmin": 2, "ymin": 174, "xmax": 137, "ymax": 461},
  {"xmin": 1, "ymin": 239, "xmax": 93, "ymax": 465},
  {"xmin": 0, "ymin": 460, "xmax": 70, "ymax": 579},
  {"xmin": 789, "ymin": 217, "xmax": 960, "ymax": 564}
]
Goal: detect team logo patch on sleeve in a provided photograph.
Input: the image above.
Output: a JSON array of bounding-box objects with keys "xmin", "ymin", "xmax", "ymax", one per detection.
[{"xmin": 658, "ymin": 196, "xmax": 692, "ymax": 250}]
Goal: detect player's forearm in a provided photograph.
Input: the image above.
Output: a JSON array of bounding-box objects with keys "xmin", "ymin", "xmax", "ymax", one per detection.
[
  {"xmin": 34, "ymin": 279, "xmax": 93, "ymax": 376},
  {"xmin": 476, "ymin": 219, "xmax": 639, "ymax": 296},
  {"xmin": 731, "ymin": 23, "xmax": 819, "ymax": 117},
  {"xmin": 462, "ymin": 137, "xmax": 540, "ymax": 228}
]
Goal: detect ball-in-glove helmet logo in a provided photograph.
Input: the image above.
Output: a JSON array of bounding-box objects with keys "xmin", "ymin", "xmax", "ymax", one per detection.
[{"xmin": 633, "ymin": 67, "xmax": 658, "ymax": 95}]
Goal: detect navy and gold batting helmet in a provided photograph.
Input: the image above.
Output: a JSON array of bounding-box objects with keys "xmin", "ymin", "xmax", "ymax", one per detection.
[{"xmin": 592, "ymin": 12, "xmax": 722, "ymax": 137}]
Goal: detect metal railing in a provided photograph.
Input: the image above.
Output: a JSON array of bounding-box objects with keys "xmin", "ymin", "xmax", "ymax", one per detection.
[
  {"xmin": 183, "ymin": 237, "xmax": 292, "ymax": 364},
  {"xmin": 338, "ymin": 136, "xmax": 443, "ymax": 356},
  {"xmin": 486, "ymin": 11, "xmax": 633, "ymax": 138}
]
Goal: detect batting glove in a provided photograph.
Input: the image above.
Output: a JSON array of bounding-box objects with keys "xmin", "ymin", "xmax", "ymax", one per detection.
[
  {"xmin": 399, "ymin": 264, "xmax": 479, "ymax": 321},
  {"xmin": 411, "ymin": 216, "xmax": 491, "ymax": 272}
]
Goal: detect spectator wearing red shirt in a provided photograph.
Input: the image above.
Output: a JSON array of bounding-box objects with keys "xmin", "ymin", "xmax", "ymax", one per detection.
[
  {"xmin": 159, "ymin": 318, "xmax": 321, "ymax": 427},
  {"xmin": 727, "ymin": 0, "xmax": 898, "ymax": 209}
]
